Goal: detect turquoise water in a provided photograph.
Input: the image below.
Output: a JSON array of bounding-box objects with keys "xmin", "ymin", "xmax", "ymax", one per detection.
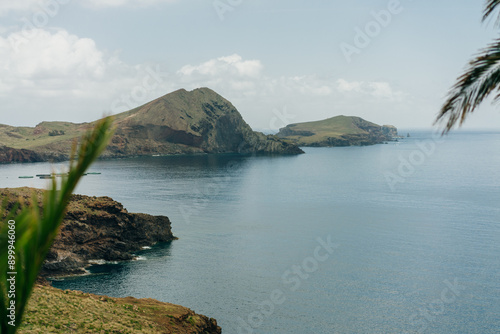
[{"xmin": 1, "ymin": 131, "xmax": 499, "ymax": 333}]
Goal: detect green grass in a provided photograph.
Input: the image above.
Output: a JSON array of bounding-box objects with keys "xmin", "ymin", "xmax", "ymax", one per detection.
[
  {"xmin": 0, "ymin": 122, "xmax": 88, "ymax": 150},
  {"xmin": 278, "ymin": 115, "xmax": 383, "ymax": 145},
  {"xmin": 17, "ymin": 286, "xmax": 213, "ymax": 334},
  {"xmin": 18, "ymin": 285, "xmax": 154, "ymax": 333}
]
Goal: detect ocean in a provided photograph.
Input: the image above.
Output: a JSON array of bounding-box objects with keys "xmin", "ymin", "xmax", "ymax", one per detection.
[{"xmin": 1, "ymin": 131, "xmax": 499, "ymax": 333}]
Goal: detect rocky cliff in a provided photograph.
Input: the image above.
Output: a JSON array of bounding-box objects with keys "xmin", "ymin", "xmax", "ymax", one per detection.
[
  {"xmin": 381, "ymin": 125, "xmax": 398, "ymax": 137},
  {"xmin": 0, "ymin": 88, "xmax": 303, "ymax": 163},
  {"xmin": 0, "ymin": 146, "xmax": 64, "ymax": 163},
  {"xmin": 0, "ymin": 188, "xmax": 176, "ymax": 276},
  {"xmin": 277, "ymin": 115, "xmax": 398, "ymax": 147}
]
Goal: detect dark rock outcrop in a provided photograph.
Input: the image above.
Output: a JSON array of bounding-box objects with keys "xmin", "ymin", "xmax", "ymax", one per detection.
[
  {"xmin": 0, "ymin": 146, "xmax": 45, "ymax": 163},
  {"xmin": 45, "ymin": 194, "xmax": 176, "ymax": 276},
  {"xmin": 0, "ymin": 188, "xmax": 176, "ymax": 276},
  {"xmin": 0, "ymin": 146, "xmax": 68, "ymax": 163}
]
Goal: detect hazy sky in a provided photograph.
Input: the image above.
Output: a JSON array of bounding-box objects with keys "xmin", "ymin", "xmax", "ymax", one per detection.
[{"xmin": 1, "ymin": 0, "xmax": 500, "ymax": 132}]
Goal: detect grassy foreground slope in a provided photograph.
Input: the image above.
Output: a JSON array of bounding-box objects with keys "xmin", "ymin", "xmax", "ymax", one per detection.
[{"xmin": 19, "ymin": 285, "xmax": 221, "ymax": 334}]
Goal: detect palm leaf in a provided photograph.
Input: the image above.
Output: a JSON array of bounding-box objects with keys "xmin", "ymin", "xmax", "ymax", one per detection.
[
  {"xmin": 437, "ymin": 38, "xmax": 500, "ymax": 133},
  {"xmin": 483, "ymin": 0, "xmax": 500, "ymax": 23}
]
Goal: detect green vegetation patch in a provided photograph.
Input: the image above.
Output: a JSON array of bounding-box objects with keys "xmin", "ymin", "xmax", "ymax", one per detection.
[{"xmin": 18, "ymin": 285, "xmax": 209, "ymax": 334}]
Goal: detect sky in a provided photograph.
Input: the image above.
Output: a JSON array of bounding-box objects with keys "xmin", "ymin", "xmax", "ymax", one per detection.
[{"xmin": 1, "ymin": 0, "xmax": 500, "ymax": 132}]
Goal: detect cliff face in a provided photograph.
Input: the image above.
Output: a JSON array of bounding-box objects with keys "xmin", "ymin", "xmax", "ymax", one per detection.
[
  {"xmin": 0, "ymin": 88, "xmax": 303, "ymax": 163},
  {"xmin": 0, "ymin": 188, "xmax": 176, "ymax": 276},
  {"xmin": 277, "ymin": 115, "xmax": 398, "ymax": 147},
  {"xmin": 0, "ymin": 146, "xmax": 64, "ymax": 163},
  {"xmin": 44, "ymin": 194, "xmax": 176, "ymax": 276},
  {"xmin": 381, "ymin": 125, "xmax": 398, "ymax": 137}
]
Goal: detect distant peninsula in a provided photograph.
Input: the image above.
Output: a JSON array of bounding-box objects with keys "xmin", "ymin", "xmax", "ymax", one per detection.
[
  {"xmin": 0, "ymin": 88, "xmax": 303, "ymax": 163},
  {"xmin": 276, "ymin": 115, "xmax": 398, "ymax": 147}
]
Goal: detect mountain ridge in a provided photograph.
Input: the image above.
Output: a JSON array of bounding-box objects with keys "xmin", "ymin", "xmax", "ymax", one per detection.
[{"xmin": 0, "ymin": 88, "xmax": 304, "ymax": 163}]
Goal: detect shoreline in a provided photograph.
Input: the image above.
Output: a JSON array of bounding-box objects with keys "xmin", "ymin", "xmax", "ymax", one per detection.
[{"xmin": 1, "ymin": 187, "xmax": 221, "ymax": 333}]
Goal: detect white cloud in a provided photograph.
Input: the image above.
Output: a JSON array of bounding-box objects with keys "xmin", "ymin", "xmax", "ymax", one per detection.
[
  {"xmin": 0, "ymin": 36, "xmax": 407, "ymax": 130},
  {"xmin": 0, "ymin": 0, "xmax": 43, "ymax": 15},
  {"xmin": 284, "ymin": 76, "xmax": 334, "ymax": 96},
  {"xmin": 178, "ymin": 57, "xmax": 399, "ymax": 102},
  {"xmin": 0, "ymin": 0, "xmax": 178, "ymax": 15},
  {"xmin": 177, "ymin": 56, "xmax": 338, "ymax": 98},
  {"xmin": 337, "ymin": 79, "xmax": 363, "ymax": 93},
  {"xmin": 174, "ymin": 56, "xmax": 407, "ymax": 130},
  {"xmin": 368, "ymin": 82, "xmax": 394, "ymax": 98},
  {"xmin": 337, "ymin": 79, "xmax": 397, "ymax": 99},
  {"xmin": 0, "ymin": 28, "xmax": 151, "ymax": 124},
  {"xmin": 177, "ymin": 57, "xmax": 399, "ymax": 102},
  {"xmin": 3, "ymin": 29, "xmax": 105, "ymax": 80},
  {"xmin": 178, "ymin": 54, "xmax": 263, "ymax": 79},
  {"xmin": 82, "ymin": 0, "xmax": 178, "ymax": 9}
]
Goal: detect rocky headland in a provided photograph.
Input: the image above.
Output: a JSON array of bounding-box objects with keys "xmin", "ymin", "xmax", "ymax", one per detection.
[
  {"xmin": 0, "ymin": 187, "xmax": 176, "ymax": 277},
  {"xmin": 1, "ymin": 187, "xmax": 221, "ymax": 333}
]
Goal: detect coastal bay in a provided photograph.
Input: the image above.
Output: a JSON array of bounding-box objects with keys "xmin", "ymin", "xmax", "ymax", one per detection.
[{"xmin": 2, "ymin": 131, "xmax": 498, "ymax": 333}]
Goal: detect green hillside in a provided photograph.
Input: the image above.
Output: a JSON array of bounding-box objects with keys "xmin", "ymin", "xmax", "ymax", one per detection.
[
  {"xmin": 0, "ymin": 121, "xmax": 86, "ymax": 150},
  {"xmin": 277, "ymin": 115, "xmax": 397, "ymax": 147},
  {"xmin": 0, "ymin": 88, "xmax": 303, "ymax": 163}
]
